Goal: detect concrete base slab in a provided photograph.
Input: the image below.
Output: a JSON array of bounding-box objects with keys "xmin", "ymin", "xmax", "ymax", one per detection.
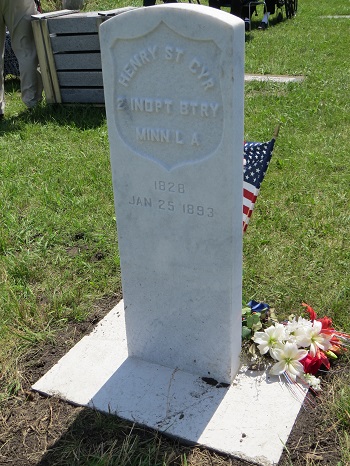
[{"xmin": 32, "ymin": 300, "xmax": 307, "ymax": 466}]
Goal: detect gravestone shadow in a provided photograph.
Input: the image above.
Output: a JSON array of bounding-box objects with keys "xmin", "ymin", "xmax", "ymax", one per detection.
[
  {"xmin": 34, "ymin": 405, "xmax": 183, "ymax": 466},
  {"xmin": 86, "ymin": 356, "xmax": 230, "ymax": 439},
  {"xmin": 1, "ymin": 80, "xmax": 106, "ymax": 134},
  {"xmin": 33, "ymin": 359, "xmax": 289, "ymax": 466}
]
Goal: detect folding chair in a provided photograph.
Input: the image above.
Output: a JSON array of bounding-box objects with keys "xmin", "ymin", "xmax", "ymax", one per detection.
[{"xmin": 245, "ymin": 0, "xmax": 267, "ymax": 31}]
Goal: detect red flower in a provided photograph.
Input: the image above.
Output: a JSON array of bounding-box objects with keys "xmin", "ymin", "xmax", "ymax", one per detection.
[
  {"xmin": 328, "ymin": 336, "xmax": 346, "ymax": 356},
  {"xmin": 317, "ymin": 316, "xmax": 333, "ymax": 330},
  {"xmin": 302, "ymin": 303, "xmax": 317, "ymax": 321},
  {"xmin": 301, "ymin": 349, "xmax": 330, "ymax": 375},
  {"xmin": 302, "ymin": 303, "xmax": 335, "ymax": 331}
]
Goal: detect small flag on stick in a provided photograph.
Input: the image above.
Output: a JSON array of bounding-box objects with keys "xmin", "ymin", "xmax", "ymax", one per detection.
[{"xmin": 243, "ymin": 126, "xmax": 279, "ymax": 232}]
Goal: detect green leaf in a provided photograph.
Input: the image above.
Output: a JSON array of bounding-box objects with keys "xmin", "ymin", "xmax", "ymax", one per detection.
[
  {"xmin": 246, "ymin": 315, "xmax": 253, "ymax": 328},
  {"xmin": 247, "ymin": 313, "xmax": 261, "ymax": 328},
  {"xmin": 242, "ymin": 327, "xmax": 252, "ymax": 339},
  {"xmin": 251, "ymin": 314, "xmax": 261, "ymax": 324},
  {"xmin": 252, "ymin": 321, "xmax": 262, "ymax": 331}
]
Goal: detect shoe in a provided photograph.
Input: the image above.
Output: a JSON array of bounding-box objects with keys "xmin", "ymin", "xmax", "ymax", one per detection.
[
  {"xmin": 245, "ymin": 19, "xmax": 250, "ymax": 31},
  {"xmin": 25, "ymin": 98, "xmax": 42, "ymax": 109},
  {"xmin": 258, "ymin": 21, "xmax": 268, "ymax": 30},
  {"xmin": 0, "ymin": 113, "xmax": 4, "ymax": 121}
]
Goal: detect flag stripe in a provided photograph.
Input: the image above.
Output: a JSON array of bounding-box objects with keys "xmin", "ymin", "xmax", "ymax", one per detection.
[
  {"xmin": 243, "ymin": 138, "xmax": 275, "ymax": 232},
  {"xmin": 243, "ymin": 187, "xmax": 258, "ymax": 203}
]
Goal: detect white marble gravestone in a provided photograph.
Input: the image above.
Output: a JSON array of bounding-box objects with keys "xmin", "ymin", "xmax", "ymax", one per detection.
[
  {"xmin": 32, "ymin": 7, "xmax": 307, "ymax": 465},
  {"xmin": 101, "ymin": 3, "xmax": 244, "ymax": 384}
]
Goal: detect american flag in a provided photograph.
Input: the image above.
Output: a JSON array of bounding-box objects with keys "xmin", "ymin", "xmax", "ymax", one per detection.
[{"xmin": 243, "ymin": 138, "xmax": 275, "ymax": 232}]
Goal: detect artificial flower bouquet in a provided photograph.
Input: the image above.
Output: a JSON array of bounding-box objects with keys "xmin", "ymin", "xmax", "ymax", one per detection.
[{"xmin": 242, "ymin": 301, "xmax": 350, "ymax": 391}]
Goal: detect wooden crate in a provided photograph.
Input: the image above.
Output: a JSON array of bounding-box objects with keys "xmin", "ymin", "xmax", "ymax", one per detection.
[{"xmin": 32, "ymin": 8, "xmax": 135, "ymax": 104}]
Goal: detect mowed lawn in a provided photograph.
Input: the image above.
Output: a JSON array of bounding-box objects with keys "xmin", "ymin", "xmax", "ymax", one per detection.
[{"xmin": 0, "ymin": 0, "xmax": 349, "ymax": 464}]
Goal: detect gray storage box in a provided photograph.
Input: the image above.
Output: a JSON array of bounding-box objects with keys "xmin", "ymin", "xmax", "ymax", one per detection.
[{"xmin": 32, "ymin": 8, "xmax": 135, "ymax": 104}]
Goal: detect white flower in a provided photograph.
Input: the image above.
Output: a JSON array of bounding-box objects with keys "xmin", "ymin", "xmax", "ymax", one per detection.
[
  {"xmin": 270, "ymin": 342, "xmax": 308, "ymax": 381},
  {"xmin": 286, "ymin": 316, "xmax": 312, "ymax": 332},
  {"xmin": 252, "ymin": 323, "xmax": 286, "ymax": 359},
  {"xmin": 301, "ymin": 373, "xmax": 321, "ymax": 391},
  {"xmin": 285, "ymin": 317, "xmax": 312, "ymax": 346},
  {"xmin": 301, "ymin": 320, "xmax": 332, "ymax": 356}
]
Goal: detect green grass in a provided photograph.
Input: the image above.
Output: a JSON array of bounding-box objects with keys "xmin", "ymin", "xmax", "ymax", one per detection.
[{"xmin": 1, "ymin": 0, "xmax": 350, "ymax": 464}]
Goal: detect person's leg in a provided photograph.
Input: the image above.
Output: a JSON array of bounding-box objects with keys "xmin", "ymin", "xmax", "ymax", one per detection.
[
  {"xmin": 241, "ymin": 3, "xmax": 256, "ymax": 19},
  {"xmin": 0, "ymin": 15, "xmax": 6, "ymax": 117},
  {"xmin": 5, "ymin": 0, "xmax": 43, "ymax": 108},
  {"xmin": 208, "ymin": 0, "xmax": 222, "ymax": 9},
  {"xmin": 258, "ymin": 11, "xmax": 270, "ymax": 28},
  {"xmin": 240, "ymin": 1, "xmax": 255, "ymax": 30},
  {"xmin": 230, "ymin": 0, "xmax": 243, "ymax": 16},
  {"xmin": 258, "ymin": 0, "xmax": 276, "ymax": 28},
  {"xmin": 265, "ymin": 0, "xmax": 276, "ymax": 15}
]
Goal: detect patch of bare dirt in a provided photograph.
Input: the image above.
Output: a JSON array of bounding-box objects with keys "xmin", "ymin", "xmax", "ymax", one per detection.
[{"xmin": 0, "ymin": 294, "xmax": 345, "ymax": 466}]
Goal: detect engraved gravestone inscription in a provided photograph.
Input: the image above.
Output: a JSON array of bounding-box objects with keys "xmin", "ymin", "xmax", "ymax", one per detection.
[
  {"xmin": 100, "ymin": 4, "xmax": 244, "ymax": 384},
  {"xmin": 114, "ymin": 22, "xmax": 223, "ymax": 170}
]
